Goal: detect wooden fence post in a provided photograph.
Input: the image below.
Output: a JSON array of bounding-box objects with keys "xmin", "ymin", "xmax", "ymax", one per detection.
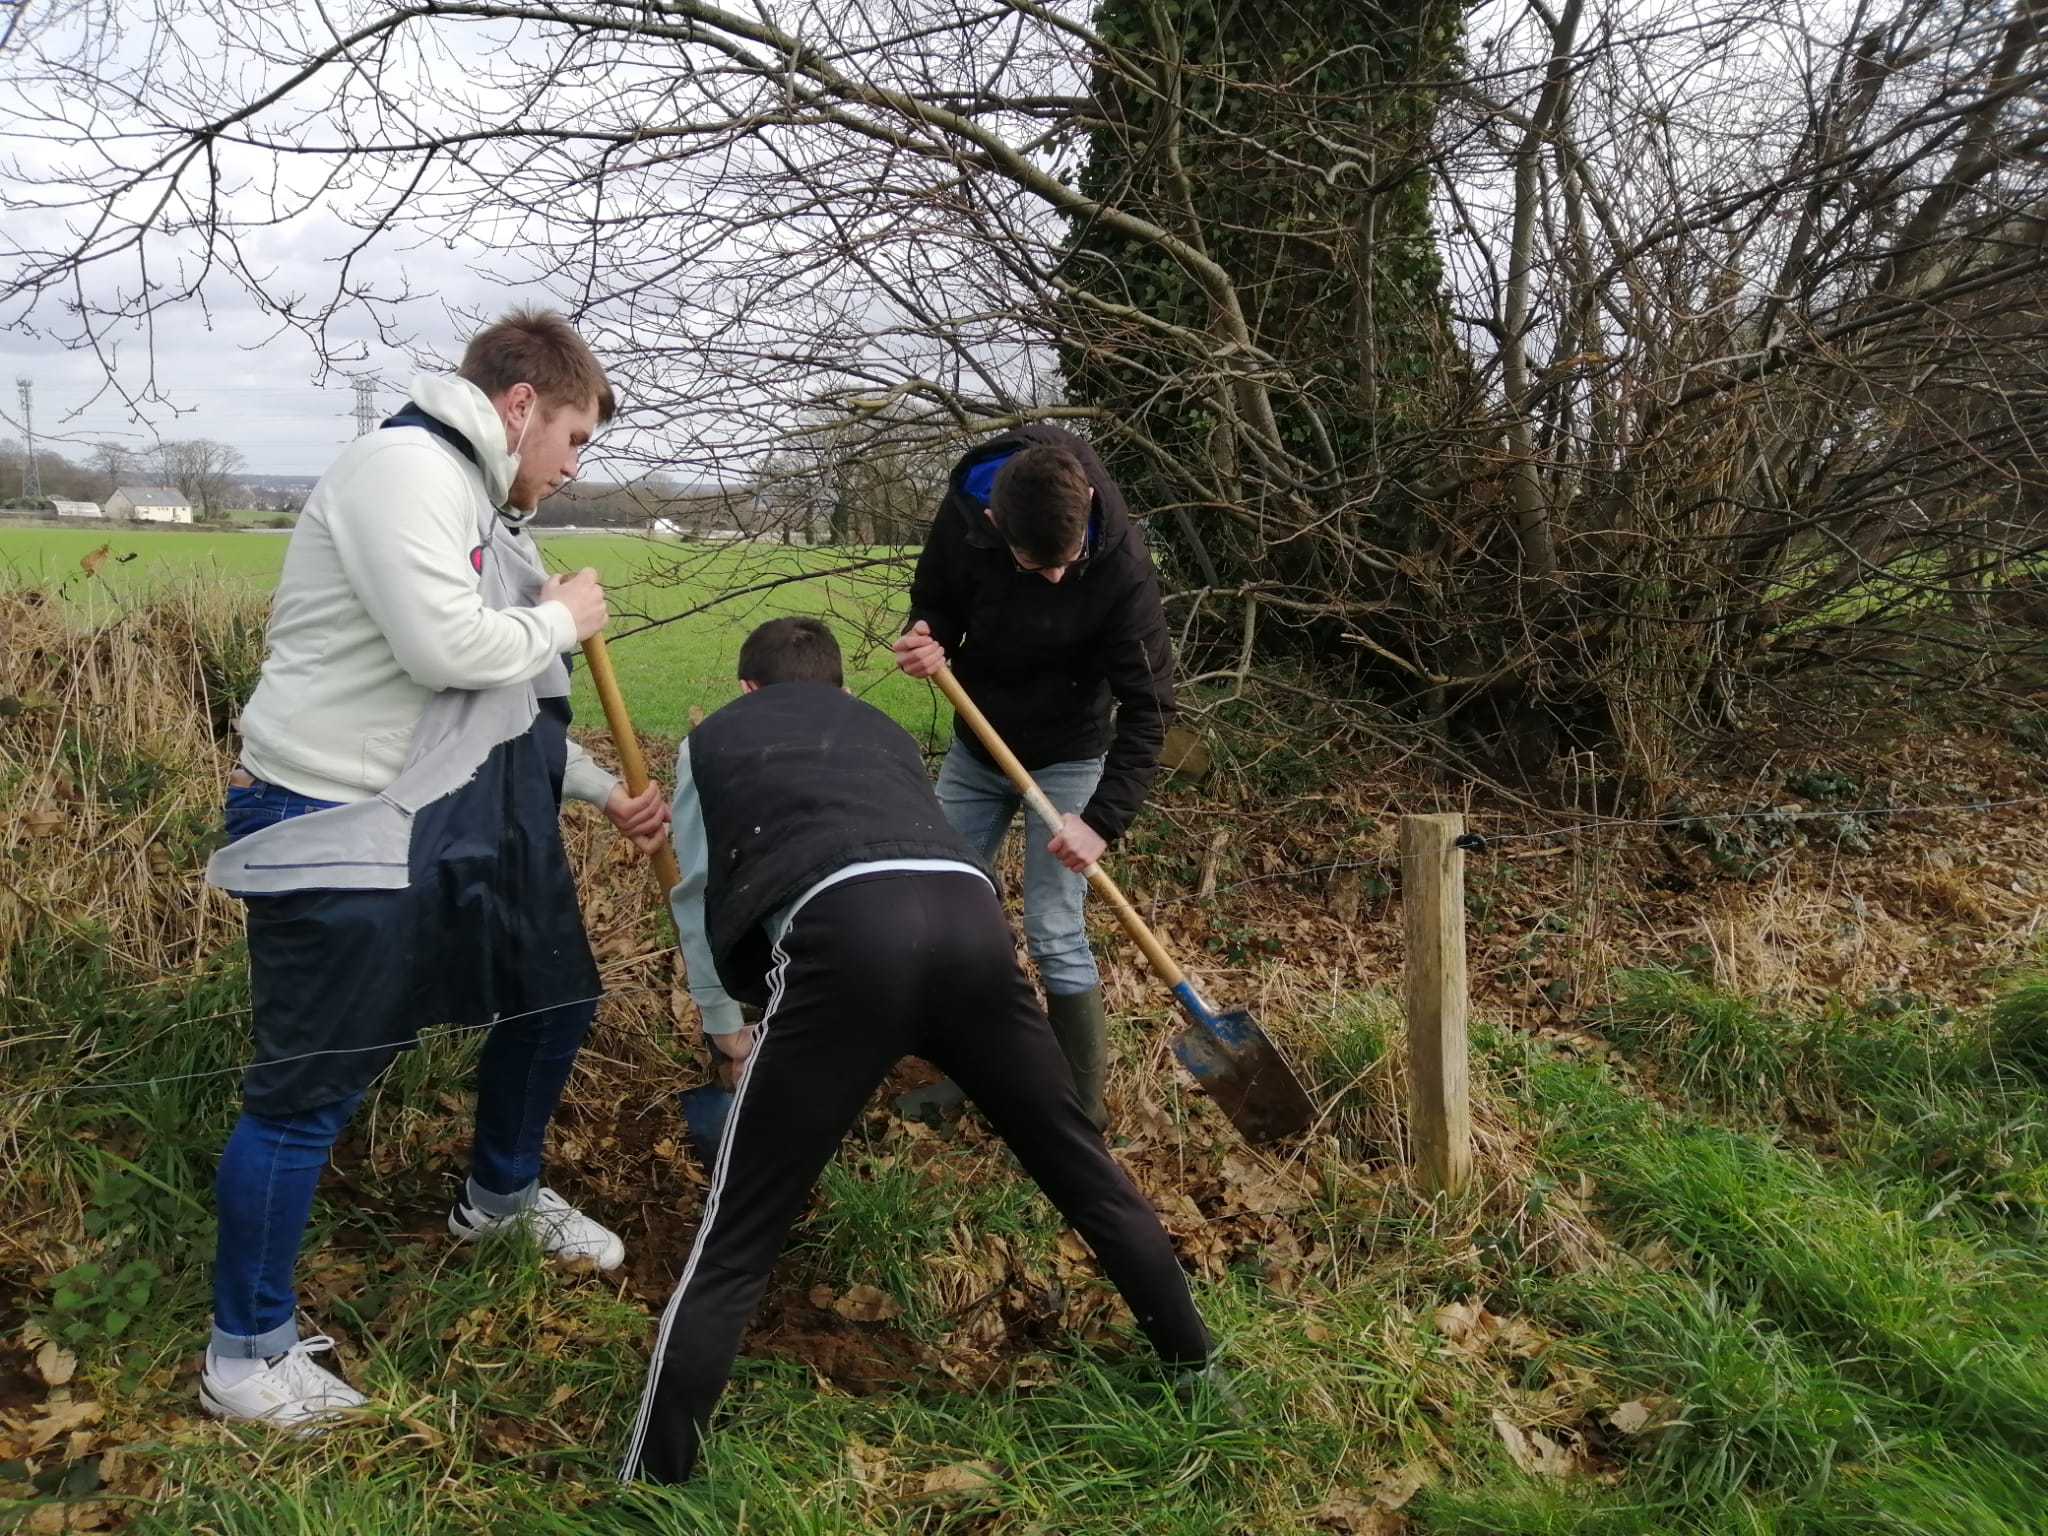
[{"xmin": 1401, "ymin": 813, "xmax": 1473, "ymax": 1196}]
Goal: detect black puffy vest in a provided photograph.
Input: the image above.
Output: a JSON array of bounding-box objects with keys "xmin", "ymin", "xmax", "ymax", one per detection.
[{"xmin": 688, "ymin": 683, "xmax": 978, "ymax": 1003}]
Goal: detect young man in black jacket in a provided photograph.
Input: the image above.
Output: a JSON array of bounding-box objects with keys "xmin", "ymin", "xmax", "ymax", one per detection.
[
  {"xmin": 619, "ymin": 617, "xmax": 1210, "ymax": 1486},
  {"xmin": 892, "ymin": 424, "xmax": 1173, "ymax": 1129}
]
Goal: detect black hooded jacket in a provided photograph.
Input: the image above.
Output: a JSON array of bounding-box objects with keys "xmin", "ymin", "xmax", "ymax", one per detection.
[{"xmin": 906, "ymin": 423, "xmax": 1173, "ymax": 844}]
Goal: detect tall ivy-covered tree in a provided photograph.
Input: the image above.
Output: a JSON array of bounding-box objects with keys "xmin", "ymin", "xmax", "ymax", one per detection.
[{"xmin": 1060, "ymin": 0, "xmax": 1466, "ymax": 669}]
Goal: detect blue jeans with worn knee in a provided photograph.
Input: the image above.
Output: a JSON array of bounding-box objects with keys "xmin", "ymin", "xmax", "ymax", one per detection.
[
  {"xmin": 935, "ymin": 743, "xmax": 1105, "ymax": 996},
  {"xmin": 210, "ymin": 777, "xmax": 595, "ymax": 1360}
]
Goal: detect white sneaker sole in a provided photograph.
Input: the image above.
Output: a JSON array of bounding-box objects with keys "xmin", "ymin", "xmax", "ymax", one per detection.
[
  {"xmin": 447, "ymin": 1208, "xmax": 626, "ymax": 1271},
  {"xmin": 198, "ymin": 1380, "xmax": 364, "ymax": 1433}
]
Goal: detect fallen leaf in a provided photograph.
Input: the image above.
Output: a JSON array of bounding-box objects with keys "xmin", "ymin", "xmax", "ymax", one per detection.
[
  {"xmin": 1608, "ymin": 1400, "xmax": 1652, "ymax": 1435},
  {"xmin": 1491, "ymin": 1410, "xmax": 1590, "ymax": 1480},
  {"xmin": 1125, "ymin": 1095, "xmax": 1176, "ymax": 1141},
  {"xmin": 1372, "ymin": 1461, "xmax": 1435, "ymax": 1510},
  {"xmin": 1434, "ymin": 1301, "xmax": 1548, "ymax": 1359},
  {"xmin": 1608, "ymin": 1394, "xmax": 1682, "ymax": 1435},
  {"xmin": 545, "ymin": 1383, "xmax": 577, "ymax": 1410},
  {"xmin": 25, "ymin": 1398, "xmax": 101, "ymax": 1452},
  {"xmin": 16, "ymin": 809, "xmax": 64, "ymax": 838},
  {"xmin": 831, "ymin": 1284, "xmax": 902, "ymax": 1323},
  {"xmin": 1433, "ymin": 1300, "xmax": 1496, "ymax": 1352},
  {"xmin": 918, "ymin": 1460, "xmax": 1000, "ymax": 1500},
  {"xmin": 1304, "ymin": 1323, "xmax": 1331, "ymax": 1342},
  {"xmin": 1312, "ymin": 1492, "xmax": 1405, "ymax": 1533},
  {"xmin": 35, "ymin": 1341, "xmax": 78, "ymax": 1387},
  {"xmin": 1219, "ymin": 1152, "xmax": 1305, "ymax": 1214},
  {"xmin": 1150, "ymin": 1189, "xmax": 1208, "ymax": 1233},
  {"xmin": 845, "ymin": 1436, "xmax": 887, "ymax": 1486}
]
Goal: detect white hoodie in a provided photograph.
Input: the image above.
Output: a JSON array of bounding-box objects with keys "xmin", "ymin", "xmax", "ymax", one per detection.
[{"xmin": 236, "ymin": 373, "xmax": 618, "ymax": 808}]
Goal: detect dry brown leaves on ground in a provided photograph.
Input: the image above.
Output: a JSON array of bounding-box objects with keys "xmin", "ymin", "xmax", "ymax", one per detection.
[{"xmin": 1311, "ymin": 1460, "xmax": 1436, "ymax": 1532}]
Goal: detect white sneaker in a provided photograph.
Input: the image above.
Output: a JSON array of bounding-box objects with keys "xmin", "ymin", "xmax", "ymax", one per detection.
[
  {"xmin": 199, "ymin": 1336, "xmax": 368, "ymax": 1429},
  {"xmin": 447, "ymin": 1186, "xmax": 626, "ymax": 1270}
]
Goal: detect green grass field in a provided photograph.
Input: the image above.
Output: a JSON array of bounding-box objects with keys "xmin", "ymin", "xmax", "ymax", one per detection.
[
  {"xmin": 7, "ymin": 563, "xmax": 2048, "ymax": 1533},
  {"xmin": 0, "ymin": 525, "xmax": 935, "ymax": 746},
  {"xmin": 10, "ymin": 953, "xmax": 2048, "ymax": 1533}
]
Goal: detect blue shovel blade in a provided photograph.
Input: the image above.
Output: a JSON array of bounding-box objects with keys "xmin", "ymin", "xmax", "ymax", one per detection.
[
  {"xmin": 1167, "ymin": 989, "xmax": 1316, "ymax": 1143},
  {"xmin": 678, "ymin": 1080, "xmax": 734, "ymax": 1165}
]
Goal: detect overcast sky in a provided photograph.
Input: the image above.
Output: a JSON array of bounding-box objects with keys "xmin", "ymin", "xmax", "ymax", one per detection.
[
  {"xmin": 0, "ymin": 0, "xmax": 635, "ymax": 480},
  {"xmin": 7, "ymin": 318, "xmax": 398, "ymax": 479},
  {"xmin": 0, "ymin": 243, "xmax": 586, "ymax": 477}
]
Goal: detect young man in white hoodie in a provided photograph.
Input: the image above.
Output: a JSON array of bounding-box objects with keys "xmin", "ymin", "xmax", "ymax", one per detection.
[{"xmin": 197, "ymin": 309, "xmax": 668, "ymax": 1427}]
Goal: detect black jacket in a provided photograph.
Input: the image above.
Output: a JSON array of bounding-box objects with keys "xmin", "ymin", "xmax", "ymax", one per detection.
[
  {"xmin": 906, "ymin": 423, "xmax": 1174, "ymax": 843},
  {"xmin": 674, "ymin": 684, "xmax": 978, "ymax": 1009}
]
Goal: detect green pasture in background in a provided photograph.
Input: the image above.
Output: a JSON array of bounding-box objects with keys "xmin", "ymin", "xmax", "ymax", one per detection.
[{"xmin": 0, "ymin": 526, "xmax": 936, "ymax": 749}]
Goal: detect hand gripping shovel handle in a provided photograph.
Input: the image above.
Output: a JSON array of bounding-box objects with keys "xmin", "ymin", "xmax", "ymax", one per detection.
[
  {"xmin": 930, "ymin": 664, "xmax": 1198, "ymax": 1003},
  {"xmin": 933, "ymin": 664, "xmax": 1315, "ymax": 1143},
  {"xmin": 580, "ymin": 632, "xmax": 683, "ymax": 899},
  {"xmin": 583, "ymin": 634, "xmax": 734, "ymax": 1162}
]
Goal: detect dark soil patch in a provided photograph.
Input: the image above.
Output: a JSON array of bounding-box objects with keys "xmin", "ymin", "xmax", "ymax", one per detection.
[
  {"xmin": 744, "ymin": 1284, "xmax": 936, "ymax": 1395},
  {"xmin": 0, "ymin": 1335, "xmax": 41, "ymax": 1420}
]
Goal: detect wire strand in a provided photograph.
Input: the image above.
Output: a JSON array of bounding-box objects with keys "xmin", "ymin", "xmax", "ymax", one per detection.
[
  {"xmin": 6, "ymin": 793, "xmax": 2043, "ymax": 1102},
  {"xmin": 1466, "ymin": 792, "xmax": 2048, "ymax": 848},
  {"xmin": 0, "ymin": 987, "xmax": 671, "ymax": 1106},
  {"xmin": 1136, "ymin": 791, "xmax": 2048, "ymax": 909}
]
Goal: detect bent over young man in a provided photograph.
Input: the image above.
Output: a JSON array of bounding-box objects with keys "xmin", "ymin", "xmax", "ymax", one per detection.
[
  {"xmin": 620, "ymin": 617, "xmax": 1211, "ymax": 1485},
  {"xmin": 892, "ymin": 424, "xmax": 1174, "ymax": 1129},
  {"xmin": 198, "ymin": 309, "xmax": 668, "ymax": 1426}
]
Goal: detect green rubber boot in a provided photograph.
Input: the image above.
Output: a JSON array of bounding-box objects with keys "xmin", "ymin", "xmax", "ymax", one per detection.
[{"xmin": 1046, "ymin": 986, "xmax": 1111, "ymax": 1132}]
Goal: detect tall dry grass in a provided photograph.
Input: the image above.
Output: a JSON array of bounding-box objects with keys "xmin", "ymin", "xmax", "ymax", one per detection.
[{"xmin": 0, "ymin": 582, "xmax": 256, "ymax": 979}]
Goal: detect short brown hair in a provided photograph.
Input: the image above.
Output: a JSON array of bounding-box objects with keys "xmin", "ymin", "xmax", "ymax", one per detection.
[
  {"xmin": 989, "ymin": 445, "xmax": 1092, "ymax": 566},
  {"xmin": 738, "ymin": 616, "xmax": 844, "ymax": 688},
  {"xmin": 458, "ymin": 307, "xmax": 616, "ymax": 422}
]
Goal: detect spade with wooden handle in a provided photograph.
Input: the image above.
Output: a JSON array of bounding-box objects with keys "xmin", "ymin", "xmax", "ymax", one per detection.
[
  {"xmin": 581, "ymin": 635, "xmax": 733, "ymax": 1163},
  {"xmin": 931, "ymin": 664, "xmax": 1316, "ymax": 1143},
  {"xmin": 579, "ymin": 632, "xmax": 681, "ymax": 899}
]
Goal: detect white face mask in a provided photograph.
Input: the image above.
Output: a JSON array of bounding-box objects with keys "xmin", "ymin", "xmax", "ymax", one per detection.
[
  {"xmin": 508, "ymin": 404, "xmax": 533, "ymax": 476},
  {"xmin": 500, "ymin": 399, "xmax": 537, "ymax": 513}
]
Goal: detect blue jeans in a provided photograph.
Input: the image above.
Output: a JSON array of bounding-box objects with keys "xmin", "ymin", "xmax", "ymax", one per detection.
[
  {"xmin": 935, "ymin": 744, "xmax": 1105, "ymax": 996},
  {"xmin": 211, "ymin": 777, "xmax": 594, "ymax": 1358}
]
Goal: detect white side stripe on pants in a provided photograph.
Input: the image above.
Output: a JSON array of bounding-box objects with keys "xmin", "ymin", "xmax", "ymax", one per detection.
[{"xmin": 617, "ymin": 934, "xmax": 793, "ymax": 1481}]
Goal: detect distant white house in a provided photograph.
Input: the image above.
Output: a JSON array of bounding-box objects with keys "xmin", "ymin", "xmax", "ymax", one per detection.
[
  {"xmin": 106, "ymin": 486, "xmax": 193, "ymax": 523},
  {"xmin": 50, "ymin": 499, "xmax": 105, "ymax": 519}
]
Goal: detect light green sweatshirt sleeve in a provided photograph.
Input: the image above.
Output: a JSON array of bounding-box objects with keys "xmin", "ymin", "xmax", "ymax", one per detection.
[
  {"xmin": 668, "ymin": 739, "xmax": 746, "ymax": 1036},
  {"xmin": 562, "ymin": 743, "xmax": 621, "ymax": 808}
]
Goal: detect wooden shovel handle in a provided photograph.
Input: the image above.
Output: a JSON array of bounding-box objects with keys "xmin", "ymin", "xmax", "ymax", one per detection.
[
  {"xmin": 931, "ymin": 664, "xmax": 1185, "ymax": 989},
  {"xmin": 580, "ymin": 631, "xmax": 683, "ymax": 898}
]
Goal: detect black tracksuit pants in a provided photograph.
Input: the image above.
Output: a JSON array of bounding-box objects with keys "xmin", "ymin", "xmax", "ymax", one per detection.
[{"xmin": 620, "ymin": 869, "xmax": 1211, "ymax": 1484}]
